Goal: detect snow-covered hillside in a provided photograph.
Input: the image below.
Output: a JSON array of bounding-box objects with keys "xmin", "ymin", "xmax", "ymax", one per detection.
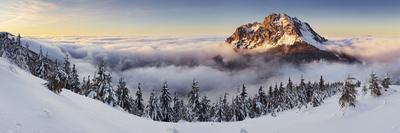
[{"xmin": 1, "ymin": 57, "xmax": 400, "ymax": 133}]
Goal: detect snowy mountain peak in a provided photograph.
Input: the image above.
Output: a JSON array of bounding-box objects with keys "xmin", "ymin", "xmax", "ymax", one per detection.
[
  {"xmin": 226, "ymin": 13, "xmax": 327, "ymax": 49},
  {"xmin": 224, "ymin": 13, "xmax": 359, "ymax": 63}
]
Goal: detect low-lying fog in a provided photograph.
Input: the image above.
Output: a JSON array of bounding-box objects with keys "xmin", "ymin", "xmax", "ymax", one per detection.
[{"xmin": 22, "ymin": 35, "xmax": 400, "ymax": 99}]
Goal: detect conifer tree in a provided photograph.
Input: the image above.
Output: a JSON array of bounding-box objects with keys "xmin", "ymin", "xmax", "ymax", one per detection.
[
  {"xmin": 359, "ymin": 85, "xmax": 366, "ymax": 97},
  {"xmin": 101, "ymin": 74, "xmax": 117, "ymax": 106},
  {"xmin": 198, "ymin": 96, "xmax": 211, "ymax": 121},
  {"xmin": 187, "ymin": 79, "xmax": 201, "ymax": 121},
  {"xmin": 16, "ymin": 34, "xmax": 21, "ymax": 45},
  {"xmin": 63, "ymin": 55, "xmax": 72, "ymax": 90},
  {"xmin": 214, "ymin": 96, "xmax": 224, "ymax": 122},
  {"xmin": 286, "ymin": 77, "xmax": 296, "ymax": 108},
  {"xmin": 87, "ymin": 61, "xmax": 117, "ymax": 106},
  {"xmin": 319, "ymin": 76, "xmax": 326, "ymax": 98},
  {"xmin": 146, "ymin": 90, "xmax": 162, "ymax": 121},
  {"xmin": 69, "ymin": 64, "xmax": 81, "ymax": 93},
  {"xmin": 14, "ymin": 40, "xmax": 28, "ymax": 70},
  {"xmin": 230, "ymin": 96, "xmax": 239, "ymax": 121},
  {"xmin": 339, "ymin": 76, "xmax": 357, "ymax": 108},
  {"xmin": 134, "ymin": 83, "xmax": 145, "ymax": 116},
  {"xmin": 24, "ymin": 43, "xmax": 35, "ymax": 73},
  {"xmin": 237, "ymin": 84, "xmax": 249, "ymax": 121},
  {"xmin": 222, "ymin": 93, "xmax": 232, "ymax": 121},
  {"xmin": 368, "ymin": 73, "xmax": 382, "ymax": 97},
  {"xmin": 255, "ymin": 86, "xmax": 267, "ymax": 116},
  {"xmin": 310, "ymin": 89, "xmax": 323, "ymax": 107},
  {"xmin": 267, "ymin": 86, "xmax": 274, "ymax": 113},
  {"xmin": 45, "ymin": 70, "xmax": 67, "ymax": 94},
  {"xmin": 277, "ymin": 82, "xmax": 286, "ymax": 111},
  {"xmin": 115, "ymin": 78, "xmax": 132, "ymax": 112},
  {"xmin": 172, "ymin": 92, "xmax": 183, "ymax": 122},
  {"xmin": 160, "ymin": 82, "xmax": 173, "ymax": 122},
  {"xmin": 34, "ymin": 46, "xmax": 49, "ymax": 79},
  {"xmin": 80, "ymin": 75, "xmax": 91, "ymax": 95},
  {"xmin": 248, "ymin": 96, "xmax": 257, "ymax": 118},
  {"xmin": 297, "ymin": 77, "xmax": 308, "ymax": 108},
  {"xmin": 306, "ymin": 81, "xmax": 313, "ymax": 103},
  {"xmin": 179, "ymin": 99, "xmax": 188, "ymax": 121},
  {"xmin": 382, "ymin": 74, "xmax": 391, "ymax": 91}
]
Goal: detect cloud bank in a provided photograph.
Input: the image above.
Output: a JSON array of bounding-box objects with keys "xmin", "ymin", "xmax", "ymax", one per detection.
[{"xmin": 23, "ymin": 35, "xmax": 400, "ymax": 98}]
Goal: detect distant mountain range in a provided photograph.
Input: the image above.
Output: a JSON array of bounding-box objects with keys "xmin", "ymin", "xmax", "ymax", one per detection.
[{"xmin": 225, "ymin": 13, "xmax": 358, "ymax": 63}]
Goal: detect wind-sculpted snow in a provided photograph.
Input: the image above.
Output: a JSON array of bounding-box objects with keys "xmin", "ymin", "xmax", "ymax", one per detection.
[
  {"xmin": 23, "ymin": 36, "xmax": 400, "ymax": 97},
  {"xmin": 1, "ymin": 58, "xmax": 400, "ymax": 133}
]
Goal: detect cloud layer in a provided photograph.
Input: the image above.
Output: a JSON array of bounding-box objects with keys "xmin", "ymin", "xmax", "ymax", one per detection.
[{"xmin": 23, "ymin": 35, "xmax": 400, "ymax": 98}]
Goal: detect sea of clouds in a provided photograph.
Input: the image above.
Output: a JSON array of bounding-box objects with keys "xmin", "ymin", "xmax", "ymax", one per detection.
[{"xmin": 21, "ymin": 35, "xmax": 400, "ymax": 98}]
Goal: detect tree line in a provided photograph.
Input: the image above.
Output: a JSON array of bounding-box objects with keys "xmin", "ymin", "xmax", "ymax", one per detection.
[{"xmin": 0, "ymin": 33, "xmax": 392, "ymax": 122}]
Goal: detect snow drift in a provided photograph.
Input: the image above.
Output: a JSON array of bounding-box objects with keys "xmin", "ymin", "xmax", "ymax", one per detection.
[{"xmin": 1, "ymin": 57, "xmax": 400, "ymax": 133}]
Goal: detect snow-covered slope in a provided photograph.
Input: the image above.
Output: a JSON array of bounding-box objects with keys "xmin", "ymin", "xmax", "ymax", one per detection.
[{"xmin": 1, "ymin": 57, "xmax": 400, "ymax": 133}]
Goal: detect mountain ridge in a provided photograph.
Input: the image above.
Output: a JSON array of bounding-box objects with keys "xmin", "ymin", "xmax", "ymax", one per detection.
[
  {"xmin": 226, "ymin": 13, "xmax": 327, "ymax": 49},
  {"xmin": 225, "ymin": 13, "xmax": 358, "ymax": 63}
]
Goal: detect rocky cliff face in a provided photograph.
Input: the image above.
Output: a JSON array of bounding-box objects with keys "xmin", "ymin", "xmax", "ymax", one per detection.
[
  {"xmin": 226, "ymin": 13, "xmax": 327, "ymax": 49},
  {"xmin": 225, "ymin": 13, "xmax": 358, "ymax": 63}
]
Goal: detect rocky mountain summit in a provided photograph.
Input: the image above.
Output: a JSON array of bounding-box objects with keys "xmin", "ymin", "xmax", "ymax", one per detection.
[{"xmin": 225, "ymin": 13, "xmax": 358, "ymax": 63}]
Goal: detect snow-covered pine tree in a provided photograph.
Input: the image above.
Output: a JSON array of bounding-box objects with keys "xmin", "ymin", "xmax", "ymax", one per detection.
[
  {"xmin": 16, "ymin": 34, "xmax": 21, "ymax": 45},
  {"xmin": 87, "ymin": 60, "xmax": 117, "ymax": 106},
  {"xmin": 297, "ymin": 77, "xmax": 308, "ymax": 109},
  {"xmin": 286, "ymin": 77, "xmax": 296, "ymax": 108},
  {"xmin": 255, "ymin": 86, "xmax": 267, "ymax": 116},
  {"xmin": 101, "ymin": 74, "xmax": 117, "ymax": 106},
  {"xmin": 179, "ymin": 99, "xmax": 188, "ymax": 122},
  {"xmin": 339, "ymin": 76, "xmax": 357, "ymax": 108},
  {"xmin": 198, "ymin": 96, "xmax": 211, "ymax": 122},
  {"xmin": 80, "ymin": 75, "xmax": 91, "ymax": 95},
  {"xmin": 231, "ymin": 96, "xmax": 240, "ymax": 121},
  {"xmin": 355, "ymin": 80, "xmax": 361, "ymax": 87},
  {"xmin": 134, "ymin": 83, "xmax": 145, "ymax": 116},
  {"xmin": 221, "ymin": 93, "xmax": 232, "ymax": 121},
  {"xmin": 209, "ymin": 101, "xmax": 216, "ymax": 121},
  {"xmin": 146, "ymin": 90, "xmax": 162, "ymax": 121},
  {"xmin": 115, "ymin": 78, "xmax": 132, "ymax": 112},
  {"xmin": 214, "ymin": 96, "xmax": 224, "ymax": 122},
  {"xmin": 159, "ymin": 82, "xmax": 173, "ymax": 122},
  {"xmin": 266, "ymin": 85, "xmax": 274, "ymax": 113},
  {"xmin": 187, "ymin": 79, "xmax": 201, "ymax": 121},
  {"xmin": 248, "ymin": 96, "xmax": 257, "ymax": 118},
  {"xmin": 5, "ymin": 35, "xmax": 17, "ymax": 62},
  {"xmin": 172, "ymin": 92, "xmax": 183, "ymax": 122},
  {"xmin": 361, "ymin": 84, "xmax": 368, "ymax": 95},
  {"xmin": 86, "ymin": 63, "xmax": 103, "ymax": 99},
  {"xmin": 237, "ymin": 84, "xmax": 249, "ymax": 121},
  {"xmin": 34, "ymin": 46, "xmax": 49, "ymax": 79},
  {"xmin": 63, "ymin": 55, "xmax": 71, "ymax": 74},
  {"xmin": 45, "ymin": 69, "xmax": 68, "ymax": 94},
  {"xmin": 382, "ymin": 74, "xmax": 391, "ymax": 91},
  {"xmin": 24, "ymin": 43, "xmax": 35, "ymax": 73},
  {"xmin": 318, "ymin": 76, "xmax": 327, "ymax": 98},
  {"xmin": 69, "ymin": 64, "xmax": 80, "ymax": 93},
  {"xmin": 271, "ymin": 83, "xmax": 279, "ymax": 113},
  {"xmin": 13, "ymin": 39, "xmax": 29, "ymax": 70},
  {"xmin": 0, "ymin": 35, "xmax": 5, "ymax": 56},
  {"xmin": 368, "ymin": 73, "xmax": 382, "ymax": 97},
  {"xmin": 63, "ymin": 55, "xmax": 73, "ymax": 90},
  {"xmin": 310, "ymin": 84, "xmax": 323, "ymax": 107},
  {"xmin": 277, "ymin": 82, "xmax": 286, "ymax": 111}
]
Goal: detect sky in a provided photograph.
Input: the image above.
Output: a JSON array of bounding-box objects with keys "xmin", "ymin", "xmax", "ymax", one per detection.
[{"xmin": 0, "ymin": 0, "xmax": 399, "ymax": 36}]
